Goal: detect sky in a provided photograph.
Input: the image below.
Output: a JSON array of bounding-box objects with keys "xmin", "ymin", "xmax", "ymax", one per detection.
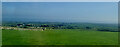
[
  {"xmin": 2, "ymin": 0, "xmax": 119, "ymax": 2},
  {"xmin": 2, "ymin": 2, "xmax": 118, "ymax": 24}
]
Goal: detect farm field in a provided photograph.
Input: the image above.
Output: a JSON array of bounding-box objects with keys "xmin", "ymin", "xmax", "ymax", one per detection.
[
  {"xmin": 2, "ymin": 29, "xmax": 118, "ymax": 45},
  {"xmin": 0, "ymin": 30, "xmax": 2, "ymax": 46}
]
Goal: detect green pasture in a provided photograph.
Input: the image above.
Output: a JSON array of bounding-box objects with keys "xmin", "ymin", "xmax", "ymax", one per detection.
[{"xmin": 2, "ymin": 29, "xmax": 118, "ymax": 45}]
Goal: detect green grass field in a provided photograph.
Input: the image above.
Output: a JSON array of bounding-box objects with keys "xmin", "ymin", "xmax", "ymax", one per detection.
[
  {"xmin": 2, "ymin": 29, "xmax": 118, "ymax": 45},
  {"xmin": 0, "ymin": 30, "xmax": 2, "ymax": 46}
]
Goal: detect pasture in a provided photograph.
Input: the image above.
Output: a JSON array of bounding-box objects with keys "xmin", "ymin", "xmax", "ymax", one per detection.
[{"xmin": 2, "ymin": 29, "xmax": 118, "ymax": 45}]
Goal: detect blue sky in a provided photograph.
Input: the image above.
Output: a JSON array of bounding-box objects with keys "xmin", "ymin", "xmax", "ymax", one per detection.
[
  {"xmin": 2, "ymin": 0, "xmax": 119, "ymax": 2},
  {"xmin": 2, "ymin": 2, "xmax": 118, "ymax": 24}
]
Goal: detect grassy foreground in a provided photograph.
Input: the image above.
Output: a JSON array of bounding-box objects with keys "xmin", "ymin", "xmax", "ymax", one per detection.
[
  {"xmin": 0, "ymin": 30, "xmax": 2, "ymax": 46},
  {"xmin": 2, "ymin": 29, "xmax": 118, "ymax": 45}
]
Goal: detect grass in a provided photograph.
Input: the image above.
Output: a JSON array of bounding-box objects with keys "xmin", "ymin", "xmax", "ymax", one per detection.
[
  {"xmin": 2, "ymin": 29, "xmax": 118, "ymax": 45},
  {"xmin": 0, "ymin": 30, "xmax": 2, "ymax": 46}
]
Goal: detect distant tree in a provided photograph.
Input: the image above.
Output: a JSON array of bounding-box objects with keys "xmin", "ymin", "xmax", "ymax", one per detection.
[
  {"xmin": 85, "ymin": 27, "xmax": 91, "ymax": 29},
  {"xmin": 25, "ymin": 24, "xmax": 31, "ymax": 26},
  {"xmin": 97, "ymin": 29, "xmax": 110, "ymax": 31},
  {"xmin": 40, "ymin": 24, "xmax": 49, "ymax": 27},
  {"xmin": 67, "ymin": 26, "xmax": 74, "ymax": 29},
  {"xmin": 23, "ymin": 26, "xmax": 28, "ymax": 28},
  {"xmin": 17, "ymin": 24, "xmax": 24, "ymax": 26}
]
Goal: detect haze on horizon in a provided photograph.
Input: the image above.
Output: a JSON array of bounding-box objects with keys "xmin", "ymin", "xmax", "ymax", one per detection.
[{"xmin": 2, "ymin": 2, "xmax": 118, "ymax": 24}]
